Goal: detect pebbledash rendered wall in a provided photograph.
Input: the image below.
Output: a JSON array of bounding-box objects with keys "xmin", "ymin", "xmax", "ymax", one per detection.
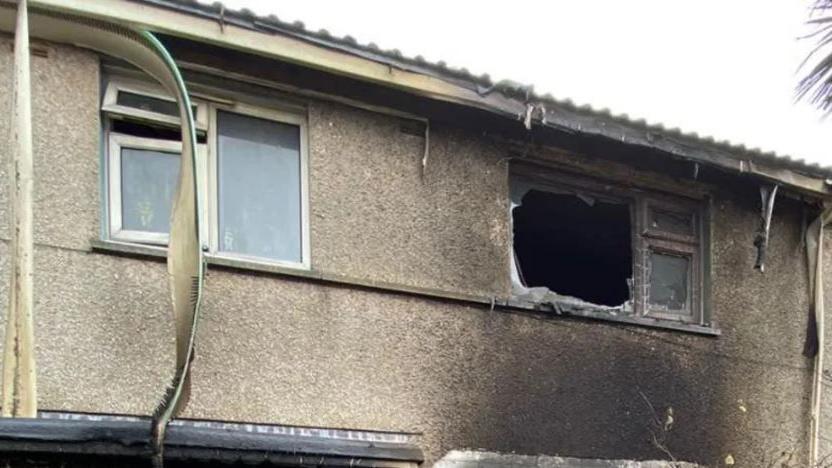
[{"xmin": 0, "ymin": 37, "xmax": 828, "ymax": 467}]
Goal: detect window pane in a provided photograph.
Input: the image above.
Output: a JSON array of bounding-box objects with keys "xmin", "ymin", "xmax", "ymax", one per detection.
[
  {"xmin": 217, "ymin": 111, "xmax": 302, "ymax": 263},
  {"xmin": 116, "ymin": 91, "xmax": 197, "ymax": 118},
  {"xmin": 649, "ymin": 208, "xmax": 693, "ymax": 236},
  {"xmin": 648, "ymin": 252, "xmax": 689, "ymax": 312},
  {"xmin": 121, "ymin": 148, "xmax": 180, "ymax": 233}
]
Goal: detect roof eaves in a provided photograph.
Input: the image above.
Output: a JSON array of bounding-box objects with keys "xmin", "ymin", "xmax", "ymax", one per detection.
[
  {"xmin": 132, "ymin": 0, "xmax": 832, "ymax": 188},
  {"xmin": 0, "ymin": 416, "xmax": 423, "ymax": 466},
  {"xmin": 133, "ymin": 0, "xmax": 492, "ymax": 89}
]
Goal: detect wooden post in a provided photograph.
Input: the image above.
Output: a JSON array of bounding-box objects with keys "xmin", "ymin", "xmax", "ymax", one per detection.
[{"xmin": 2, "ymin": 0, "xmax": 37, "ymax": 418}]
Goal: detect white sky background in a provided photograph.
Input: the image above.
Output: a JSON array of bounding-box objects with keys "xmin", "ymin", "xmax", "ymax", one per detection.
[{"xmin": 212, "ymin": 0, "xmax": 830, "ymax": 165}]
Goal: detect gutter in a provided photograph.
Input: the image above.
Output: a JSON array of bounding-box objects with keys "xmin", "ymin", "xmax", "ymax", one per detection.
[
  {"xmin": 4, "ymin": 0, "xmax": 830, "ymax": 197},
  {"xmin": 0, "ymin": 416, "xmax": 422, "ymax": 467}
]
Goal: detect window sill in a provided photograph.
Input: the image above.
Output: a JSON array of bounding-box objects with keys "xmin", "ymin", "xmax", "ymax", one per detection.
[
  {"xmin": 89, "ymin": 238, "xmax": 311, "ymax": 274},
  {"xmin": 89, "ymin": 238, "xmax": 487, "ymax": 301},
  {"xmin": 506, "ymin": 296, "xmax": 720, "ymax": 336},
  {"xmin": 89, "ymin": 239, "xmax": 720, "ymax": 337},
  {"xmin": 90, "ymin": 238, "xmax": 167, "ymax": 259}
]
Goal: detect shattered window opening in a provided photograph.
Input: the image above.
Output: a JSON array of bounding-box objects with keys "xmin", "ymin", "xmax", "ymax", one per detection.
[
  {"xmin": 513, "ymin": 190, "xmax": 633, "ymax": 307},
  {"xmin": 510, "ymin": 173, "xmax": 707, "ymax": 329}
]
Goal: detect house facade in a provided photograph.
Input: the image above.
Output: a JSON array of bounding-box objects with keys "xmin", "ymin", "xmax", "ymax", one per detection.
[{"xmin": 0, "ymin": 1, "xmax": 830, "ymax": 467}]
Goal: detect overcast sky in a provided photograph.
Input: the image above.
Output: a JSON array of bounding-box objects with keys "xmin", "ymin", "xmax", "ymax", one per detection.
[{"xmin": 212, "ymin": 0, "xmax": 830, "ymax": 166}]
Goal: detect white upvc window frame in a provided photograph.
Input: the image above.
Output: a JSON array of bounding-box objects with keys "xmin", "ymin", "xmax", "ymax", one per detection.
[
  {"xmin": 102, "ymin": 76, "xmax": 310, "ymax": 271},
  {"xmin": 107, "ymin": 133, "xmax": 209, "ymax": 246},
  {"xmin": 108, "ymin": 133, "xmax": 179, "ymax": 245},
  {"xmin": 102, "ymin": 77, "xmax": 209, "ymax": 131},
  {"xmin": 206, "ymin": 102, "xmax": 311, "ymax": 270}
]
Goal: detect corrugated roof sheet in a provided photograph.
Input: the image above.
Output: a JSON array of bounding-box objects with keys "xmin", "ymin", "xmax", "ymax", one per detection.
[{"xmin": 138, "ymin": 0, "xmax": 832, "ymax": 178}]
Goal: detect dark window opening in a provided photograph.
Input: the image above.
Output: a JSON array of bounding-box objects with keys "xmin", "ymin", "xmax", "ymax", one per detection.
[
  {"xmin": 116, "ymin": 90, "xmax": 198, "ymax": 118},
  {"xmin": 111, "ymin": 119, "xmax": 207, "ymax": 144},
  {"xmin": 513, "ymin": 189, "xmax": 632, "ymax": 306}
]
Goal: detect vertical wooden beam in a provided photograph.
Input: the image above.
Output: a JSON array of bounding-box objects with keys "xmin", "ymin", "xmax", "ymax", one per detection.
[{"xmin": 2, "ymin": 0, "xmax": 37, "ymax": 418}]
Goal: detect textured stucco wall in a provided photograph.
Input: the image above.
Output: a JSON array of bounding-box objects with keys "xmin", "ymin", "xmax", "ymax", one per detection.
[
  {"xmin": 308, "ymin": 104, "xmax": 510, "ymax": 297},
  {"xmin": 0, "ymin": 38, "xmax": 824, "ymax": 468},
  {"xmin": 0, "ymin": 38, "xmax": 101, "ymax": 249}
]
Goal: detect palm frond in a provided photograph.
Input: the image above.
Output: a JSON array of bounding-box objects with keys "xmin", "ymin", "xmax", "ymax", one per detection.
[
  {"xmin": 811, "ymin": 0, "xmax": 832, "ymax": 12},
  {"xmin": 797, "ymin": 1, "xmax": 832, "ymax": 112}
]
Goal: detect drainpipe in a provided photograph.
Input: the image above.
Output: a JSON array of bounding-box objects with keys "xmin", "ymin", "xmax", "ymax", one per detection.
[
  {"xmin": 2, "ymin": 0, "xmax": 37, "ymax": 418},
  {"xmin": 806, "ymin": 204, "xmax": 832, "ymax": 466}
]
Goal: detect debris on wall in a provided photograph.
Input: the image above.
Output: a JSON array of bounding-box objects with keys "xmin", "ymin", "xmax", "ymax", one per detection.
[{"xmin": 753, "ymin": 184, "xmax": 778, "ymax": 272}]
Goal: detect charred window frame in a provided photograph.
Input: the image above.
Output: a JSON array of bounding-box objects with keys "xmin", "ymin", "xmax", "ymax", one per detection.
[
  {"xmin": 636, "ymin": 198, "xmax": 704, "ymax": 323},
  {"xmin": 510, "ymin": 170, "xmax": 711, "ymax": 332}
]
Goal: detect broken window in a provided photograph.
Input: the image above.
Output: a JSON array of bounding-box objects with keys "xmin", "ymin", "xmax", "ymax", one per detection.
[
  {"xmin": 513, "ymin": 190, "xmax": 632, "ymax": 307},
  {"xmin": 510, "ymin": 172, "xmax": 706, "ymax": 327}
]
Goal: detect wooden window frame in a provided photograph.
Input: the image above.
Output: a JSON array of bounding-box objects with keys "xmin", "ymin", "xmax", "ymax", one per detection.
[{"xmin": 636, "ymin": 198, "xmax": 704, "ymax": 324}]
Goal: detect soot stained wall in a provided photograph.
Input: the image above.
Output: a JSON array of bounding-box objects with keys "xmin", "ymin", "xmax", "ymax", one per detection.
[{"xmin": 0, "ymin": 37, "xmax": 823, "ymax": 468}]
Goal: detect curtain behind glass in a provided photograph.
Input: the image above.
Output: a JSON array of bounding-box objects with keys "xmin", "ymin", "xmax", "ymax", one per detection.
[{"xmin": 217, "ymin": 110, "xmax": 301, "ymax": 263}]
